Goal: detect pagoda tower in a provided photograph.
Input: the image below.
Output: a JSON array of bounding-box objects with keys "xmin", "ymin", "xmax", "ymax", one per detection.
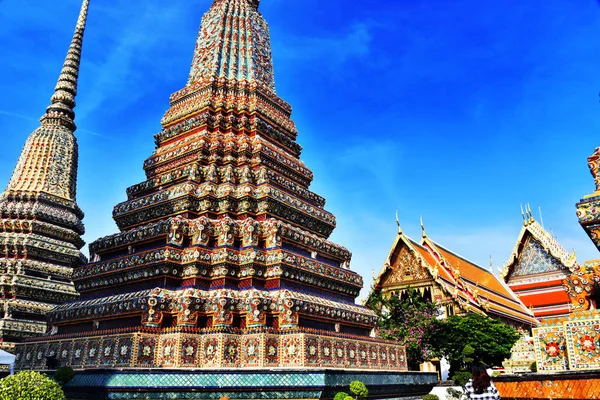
[
  {"xmin": 0, "ymin": 0, "xmax": 89, "ymax": 348},
  {"xmin": 16, "ymin": 2, "xmax": 413, "ymax": 386}
]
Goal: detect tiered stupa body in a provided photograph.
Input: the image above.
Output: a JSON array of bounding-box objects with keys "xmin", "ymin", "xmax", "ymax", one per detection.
[
  {"xmin": 0, "ymin": 0, "xmax": 89, "ymax": 349},
  {"xmin": 17, "ymin": 0, "xmax": 407, "ymax": 374}
]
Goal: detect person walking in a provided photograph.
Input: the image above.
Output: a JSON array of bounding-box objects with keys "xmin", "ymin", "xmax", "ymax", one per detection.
[{"xmin": 463, "ymin": 362, "xmax": 501, "ymax": 400}]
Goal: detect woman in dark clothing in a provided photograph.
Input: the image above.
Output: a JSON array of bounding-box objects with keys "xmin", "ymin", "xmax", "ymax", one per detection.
[{"xmin": 463, "ymin": 362, "xmax": 500, "ymax": 400}]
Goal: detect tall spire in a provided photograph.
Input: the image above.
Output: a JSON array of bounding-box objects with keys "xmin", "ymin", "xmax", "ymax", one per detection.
[
  {"xmin": 41, "ymin": 0, "xmax": 90, "ymax": 131},
  {"xmin": 4, "ymin": 0, "xmax": 90, "ymax": 202},
  {"xmin": 0, "ymin": 0, "xmax": 90, "ymax": 349}
]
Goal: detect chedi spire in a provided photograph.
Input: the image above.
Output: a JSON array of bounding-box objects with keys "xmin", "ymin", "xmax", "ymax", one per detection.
[
  {"xmin": 0, "ymin": 0, "xmax": 90, "ymax": 349},
  {"xmin": 41, "ymin": 0, "xmax": 90, "ymax": 130},
  {"xmin": 187, "ymin": 0, "xmax": 274, "ymax": 91}
]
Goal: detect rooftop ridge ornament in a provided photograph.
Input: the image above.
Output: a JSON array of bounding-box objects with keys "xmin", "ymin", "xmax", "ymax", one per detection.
[
  {"xmin": 395, "ymin": 209, "xmax": 402, "ymax": 234},
  {"xmin": 40, "ymin": 0, "xmax": 90, "ymax": 131}
]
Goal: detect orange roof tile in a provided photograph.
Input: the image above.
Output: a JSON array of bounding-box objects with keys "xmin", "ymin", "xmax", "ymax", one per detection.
[{"xmin": 426, "ymin": 240, "xmax": 538, "ymax": 326}]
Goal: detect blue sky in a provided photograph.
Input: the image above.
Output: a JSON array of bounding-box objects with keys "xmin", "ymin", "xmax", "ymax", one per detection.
[{"xmin": 1, "ymin": 0, "xmax": 600, "ymax": 298}]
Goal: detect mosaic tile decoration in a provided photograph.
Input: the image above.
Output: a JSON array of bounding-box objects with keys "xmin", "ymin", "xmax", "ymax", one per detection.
[
  {"xmin": 565, "ymin": 317, "xmax": 600, "ymax": 370},
  {"xmin": 18, "ymin": 331, "xmax": 407, "ymax": 371},
  {"xmin": 532, "ymin": 325, "xmax": 568, "ymax": 372},
  {"xmin": 63, "ymin": 369, "xmax": 437, "ymax": 400},
  {"xmin": 495, "ymin": 375, "xmax": 600, "ymax": 400},
  {"xmin": 512, "ymin": 237, "xmax": 566, "ymax": 277}
]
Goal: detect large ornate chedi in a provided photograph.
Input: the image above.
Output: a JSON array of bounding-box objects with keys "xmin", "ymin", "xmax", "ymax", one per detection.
[
  {"xmin": 16, "ymin": 0, "xmax": 408, "ymax": 377},
  {"xmin": 0, "ymin": 0, "xmax": 89, "ymax": 349}
]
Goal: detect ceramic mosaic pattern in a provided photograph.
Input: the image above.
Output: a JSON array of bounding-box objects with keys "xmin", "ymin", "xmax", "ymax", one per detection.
[
  {"xmin": 222, "ymin": 335, "xmax": 241, "ymax": 367},
  {"xmin": 158, "ymin": 334, "xmax": 179, "ymax": 367},
  {"xmin": 83, "ymin": 338, "xmax": 101, "ymax": 368},
  {"xmin": 62, "ymin": 369, "xmax": 437, "ymax": 400},
  {"xmin": 240, "ymin": 334, "xmax": 263, "ymax": 367},
  {"xmin": 280, "ymin": 334, "xmax": 304, "ymax": 367},
  {"xmin": 180, "ymin": 335, "xmax": 200, "ymax": 367},
  {"xmin": 18, "ymin": 332, "xmax": 406, "ymax": 371},
  {"xmin": 532, "ymin": 326, "xmax": 568, "ymax": 372},
  {"xmin": 115, "ymin": 336, "xmax": 134, "ymax": 367},
  {"xmin": 187, "ymin": 0, "xmax": 275, "ymax": 90},
  {"xmin": 264, "ymin": 335, "xmax": 279, "ymax": 366},
  {"xmin": 202, "ymin": 334, "xmax": 222, "ymax": 367},
  {"xmin": 496, "ymin": 376, "xmax": 600, "ymax": 399},
  {"xmin": 71, "ymin": 339, "xmax": 88, "ymax": 368},
  {"xmin": 566, "ymin": 318, "xmax": 600, "ymax": 370},
  {"xmin": 512, "ymin": 237, "xmax": 565, "ymax": 277},
  {"xmin": 136, "ymin": 335, "xmax": 158, "ymax": 368},
  {"xmin": 99, "ymin": 337, "xmax": 118, "ymax": 366}
]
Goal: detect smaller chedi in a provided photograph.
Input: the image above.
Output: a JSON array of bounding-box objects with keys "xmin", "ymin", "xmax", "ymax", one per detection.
[
  {"xmin": 0, "ymin": 0, "xmax": 89, "ymax": 349},
  {"xmin": 502, "ymin": 334, "xmax": 535, "ymax": 374}
]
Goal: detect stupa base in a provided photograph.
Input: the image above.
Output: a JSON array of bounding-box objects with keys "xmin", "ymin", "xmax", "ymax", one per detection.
[{"xmin": 62, "ymin": 368, "xmax": 438, "ymax": 399}]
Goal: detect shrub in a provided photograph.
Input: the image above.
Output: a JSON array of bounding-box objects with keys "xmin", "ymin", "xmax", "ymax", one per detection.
[
  {"xmin": 0, "ymin": 370, "xmax": 66, "ymax": 400},
  {"xmin": 334, "ymin": 392, "xmax": 349, "ymax": 400},
  {"xmin": 344, "ymin": 397, "xmax": 354, "ymax": 400},
  {"xmin": 423, "ymin": 395, "xmax": 440, "ymax": 400},
  {"xmin": 349, "ymin": 380, "xmax": 368, "ymax": 398},
  {"xmin": 451, "ymin": 370, "xmax": 472, "ymax": 387},
  {"xmin": 54, "ymin": 366, "xmax": 75, "ymax": 385},
  {"xmin": 530, "ymin": 361, "xmax": 537, "ymax": 372},
  {"xmin": 446, "ymin": 387, "xmax": 462, "ymax": 399}
]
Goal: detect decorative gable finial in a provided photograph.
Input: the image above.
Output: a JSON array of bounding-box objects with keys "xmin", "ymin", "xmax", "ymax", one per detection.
[
  {"xmin": 520, "ymin": 204, "xmax": 526, "ymax": 225},
  {"xmin": 395, "ymin": 210, "xmax": 402, "ymax": 235},
  {"xmin": 420, "ymin": 216, "xmax": 426, "ymax": 238}
]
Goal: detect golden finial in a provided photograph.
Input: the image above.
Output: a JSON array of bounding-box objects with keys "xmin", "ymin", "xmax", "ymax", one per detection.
[
  {"xmin": 527, "ymin": 204, "xmax": 534, "ymax": 224},
  {"xmin": 520, "ymin": 204, "xmax": 526, "ymax": 225},
  {"xmin": 395, "ymin": 210, "xmax": 402, "ymax": 235}
]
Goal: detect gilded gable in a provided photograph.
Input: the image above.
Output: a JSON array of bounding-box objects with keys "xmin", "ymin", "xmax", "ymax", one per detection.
[{"xmin": 384, "ymin": 244, "xmax": 430, "ymax": 286}]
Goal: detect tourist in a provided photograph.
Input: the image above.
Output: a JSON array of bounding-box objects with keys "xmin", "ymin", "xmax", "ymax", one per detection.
[{"xmin": 463, "ymin": 362, "xmax": 501, "ymax": 400}]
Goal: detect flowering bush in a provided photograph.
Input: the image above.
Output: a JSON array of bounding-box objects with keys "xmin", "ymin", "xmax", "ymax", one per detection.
[{"xmin": 367, "ymin": 287, "xmax": 441, "ymax": 369}]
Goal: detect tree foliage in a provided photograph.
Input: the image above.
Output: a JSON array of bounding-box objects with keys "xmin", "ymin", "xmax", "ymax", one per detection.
[
  {"xmin": 333, "ymin": 392, "xmax": 349, "ymax": 400},
  {"xmin": 432, "ymin": 312, "xmax": 519, "ymax": 374},
  {"xmin": 0, "ymin": 370, "xmax": 66, "ymax": 400},
  {"xmin": 54, "ymin": 366, "xmax": 75, "ymax": 386},
  {"xmin": 367, "ymin": 287, "xmax": 441, "ymax": 369}
]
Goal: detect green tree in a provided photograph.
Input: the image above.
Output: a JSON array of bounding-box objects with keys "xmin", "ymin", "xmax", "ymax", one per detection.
[
  {"xmin": 0, "ymin": 370, "xmax": 66, "ymax": 400},
  {"xmin": 432, "ymin": 313, "xmax": 519, "ymax": 375},
  {"xmin": 367, "ymin": 287, "xmax": 441, "ymax": 370}
]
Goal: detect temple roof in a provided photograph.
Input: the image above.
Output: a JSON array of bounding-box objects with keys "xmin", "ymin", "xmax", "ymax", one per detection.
[
  {"xmin": 372, "ymin": 223, "xmax": 538, "ymax": 327},
  {"xmin": 500, "ymin": 209, "xmax": 577, "ymax": 282}
]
